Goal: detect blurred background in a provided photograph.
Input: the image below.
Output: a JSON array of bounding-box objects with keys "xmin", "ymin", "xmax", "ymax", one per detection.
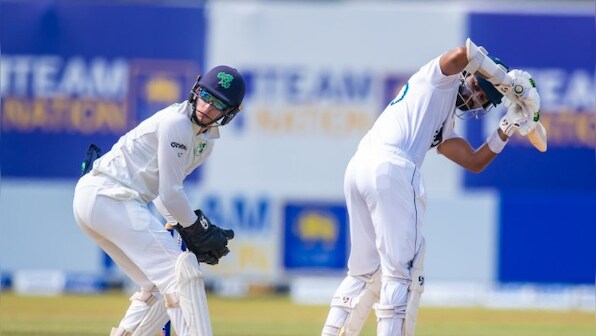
[{"xmin": 0, "ymin": 0, "xmax": 594, "ymax": 312}]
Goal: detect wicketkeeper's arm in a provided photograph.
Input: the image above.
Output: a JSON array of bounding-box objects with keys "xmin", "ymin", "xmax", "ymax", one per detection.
[
  {"xmin": 173, "ymin": 209, "xmax": 234, "ymax": 265},
  {"xmin": 153, "ymin": 196, "xmax": 178, "ymax": 224}
]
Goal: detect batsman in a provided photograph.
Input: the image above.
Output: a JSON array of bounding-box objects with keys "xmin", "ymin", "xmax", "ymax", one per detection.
[
  {"xmin": 73, "ymin": 66, "xmax": 245, "ymax": 336},
  {"xmin": 321, "ymin": 38, "xmax": 546, "ymax": 336}
]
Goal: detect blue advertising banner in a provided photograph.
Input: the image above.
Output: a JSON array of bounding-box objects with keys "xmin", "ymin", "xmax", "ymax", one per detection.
[
  {"xmin": 468, "ymin": 11, "xmax": 595, "ymax": 285},
  {"xmin": 1, "ymin": 1, "xmax": 206, "ymax": 179},
  {"xmin": 466, "ymin": 12, "xmax": 595, "ymax": 192},
  {"xmin": 498, "ymin": 192, "xmax": 596, "ymax": 284},
  {"xmin": 283, "ymin": 201, "xmax": 348, "ymax": 272}
]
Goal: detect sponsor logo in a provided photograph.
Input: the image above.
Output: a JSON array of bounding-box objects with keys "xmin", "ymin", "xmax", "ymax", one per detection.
[
  {"xmin": 199, "ymin": 215, "xmax": 209, "ymax": 230},
  {"xmin": 296, "ymin": 212, "xmax": 337, "ymax": 244},
  {"xmin": 1, "ymin": 55, "xmax": 130, "ymax": 134},
  {"xmin": 430, "ymin": 126, "xmax": 443, "ymax": 148},
  {"xmin": 171, "ymin": 142, "xmax": 187, "ymax": 150},
  {"xmin": 232, "ymin": 67, "xmax": 379, "ymax": 135}
]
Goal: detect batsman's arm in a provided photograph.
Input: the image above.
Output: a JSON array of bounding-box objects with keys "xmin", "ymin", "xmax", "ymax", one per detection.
[
  {"xmin": 464, "ymin": 38, "xmax": 547, "ymax": 151},
  {"xmin": 439, "ymin": 98, "xmax": 535, "ymax": 169},
  {"xmin": 439, "ymin": 38, "xmax": 511, "ymax": 82},
  {"xmin": 438, "ymin": 135, "xmax": 502, "ymax": 173},
  {"xmin": 438, "ymin": 46, "xmax": 469, "ymax": 76}
]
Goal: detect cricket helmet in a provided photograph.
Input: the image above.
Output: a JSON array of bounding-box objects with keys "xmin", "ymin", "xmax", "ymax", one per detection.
[
  {"xmin": 475, "ymin": 57, "xmax": 509, "ymax": 107},
  {"xmin": 198, "ymin": 65, "xmax": 246, "ymax": 108},
  {"xmin": 188, "ymin": 65, "xmax": 246, "ymax": 126}
]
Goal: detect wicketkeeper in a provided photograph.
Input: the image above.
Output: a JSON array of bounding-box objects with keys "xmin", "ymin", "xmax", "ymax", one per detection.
[{"xmin": 73, "ymin": 65, "xmax": 246, "ymax": 336}]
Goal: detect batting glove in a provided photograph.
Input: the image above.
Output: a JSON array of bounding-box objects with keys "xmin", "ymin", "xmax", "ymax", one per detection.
[
  {"xmin": 499, "ymin": 101, "xmax": 527, "ymax": 137},
  {"xmin": 507, "ymin": 69, "xmax": 541, "ymax": 121}
]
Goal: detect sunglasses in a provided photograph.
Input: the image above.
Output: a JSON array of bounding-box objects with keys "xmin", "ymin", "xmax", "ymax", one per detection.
[{"xmin": 199, "ymin": 89, "xmax": 229, "ymax": 112}]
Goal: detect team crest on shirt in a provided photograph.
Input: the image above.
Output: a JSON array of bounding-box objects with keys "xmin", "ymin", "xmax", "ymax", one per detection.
[{"xmin": 195, "ymin": 141, "xmax": 207, "ymax": 156}]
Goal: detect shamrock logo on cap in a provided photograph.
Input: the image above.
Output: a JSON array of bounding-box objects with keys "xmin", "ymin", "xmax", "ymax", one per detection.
[{"xmin": 217, "ymin": 72, "xmax": 234, "ymax": 89}]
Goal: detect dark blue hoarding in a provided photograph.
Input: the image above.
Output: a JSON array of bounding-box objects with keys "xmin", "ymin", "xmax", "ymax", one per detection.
[
  {"xmin": 1, "ymin": 1, "xmax": 207, "ymax": 179},
  {"xmin": 283, "ymin": 201, "xmax": 349, "ymax": 272},
  {"xmin": 466, "ymin": 12, "xmax": 595, "ymax": 192},
  {"xmin": 499, "ymin": 192, "xmax": 596, "ymax": 284},
  {"xmin": 468, "ymin": 11, "xmax": 595, "ymax": 285}
]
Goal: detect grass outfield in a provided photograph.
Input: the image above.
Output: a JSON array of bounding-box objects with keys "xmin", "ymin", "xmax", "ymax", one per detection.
[{"xmin": 0, "ymin": 291, "xmax": 593, "ymax": 336}]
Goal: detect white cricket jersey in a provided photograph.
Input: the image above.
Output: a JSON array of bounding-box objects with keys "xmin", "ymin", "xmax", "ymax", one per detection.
[
  {"xmin": 360, "ymin": 55, "xmax": 460, "ymax": 167},
  {"xmin": 92, "ymin": 101, "xmax": 218, "ymax": 226}
]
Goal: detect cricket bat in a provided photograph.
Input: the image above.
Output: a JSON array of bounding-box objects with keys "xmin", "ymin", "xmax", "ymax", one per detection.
[{"xmin": 496, "ymin": 73, "xmax": 548, "ymax": 152}]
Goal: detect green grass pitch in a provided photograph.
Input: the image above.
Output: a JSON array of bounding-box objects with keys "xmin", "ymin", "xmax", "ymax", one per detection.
[{"xmin": 0, "ymin": 291, "xmax": 593, "ymax": 335}]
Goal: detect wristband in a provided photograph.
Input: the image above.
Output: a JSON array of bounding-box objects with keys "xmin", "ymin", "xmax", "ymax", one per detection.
[{"xmin": 486, "ymin": 129, "xmax": 508, "ymax": 154}]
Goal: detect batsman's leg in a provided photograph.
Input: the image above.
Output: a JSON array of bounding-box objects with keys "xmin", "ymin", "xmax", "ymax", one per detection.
[
  {"xmin": 403, "ymin": 239, "xmax": 425, "ymax": 336},
  {"xmin": 321, "ymin": 269, "xmax": 381, "ymax": 336},
  {"xmin": 375, "ymin": 239, "xmax": 426, "ymax": 336},
  {"xmin": 374, "ymin": 277, "xmax": 409, "ymax": 336}
]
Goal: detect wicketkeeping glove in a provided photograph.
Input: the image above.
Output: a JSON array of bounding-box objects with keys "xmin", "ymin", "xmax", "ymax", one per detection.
[{"xmin": 173, "ymin": 210, "xmax": 234, "ymax": 265}]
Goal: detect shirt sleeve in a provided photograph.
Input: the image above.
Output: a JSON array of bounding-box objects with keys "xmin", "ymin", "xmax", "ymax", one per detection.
[
  {"xmin": 418, "ymin": 55, "xmax": 460, "ymax": 90},
  {"xmin": 152, "ymin": 196, "xmax": 178, "ymax": 224},
  {"xmin": 156, "ymin": 115, "xmax": 198, "ymax": 227}
]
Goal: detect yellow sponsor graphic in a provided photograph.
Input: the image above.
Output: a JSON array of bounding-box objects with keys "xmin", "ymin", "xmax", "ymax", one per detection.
[
  {"xmin": 2, "ymin": 97, "xmax": 128, "ymax": 134},
  {"xmin": 207, "ymin": 242, "xmax": 275, "ymax": 275},
  {"xmin": 509, "ymin": 111, "xmax": 595, "ymax": 149},
  {"xmin": 296, "ymin": 212, "xmax": 337, "ymax": 244},
  {"xmin": 254, "ymin": 105, "xmax": 374, "ymax": 136},
  {"xmin": 144, "ymin": 76, "xmax": 182, "ymax": 103}
]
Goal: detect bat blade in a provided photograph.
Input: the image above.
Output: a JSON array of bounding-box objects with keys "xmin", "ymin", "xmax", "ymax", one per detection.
[{"xmin": 527, "ymin": 121, "xmax": 547, "ymax": 152}]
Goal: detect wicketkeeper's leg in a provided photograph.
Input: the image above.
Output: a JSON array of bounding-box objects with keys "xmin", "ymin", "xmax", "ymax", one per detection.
[
  {"xmin": 163, "ymin": 251, "xmax": 213, "ymax": 336},
  {"xmin": 110, "ymin": 287, "xmax": 169, "ymax": 336}
]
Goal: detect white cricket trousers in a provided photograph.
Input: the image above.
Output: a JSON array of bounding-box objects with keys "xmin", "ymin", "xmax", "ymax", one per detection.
[
  {"xmin": 345, "ymin": 146, "xmax": 426, "ymax": 279},
  {"xmin": 344, "ymin": 146, "xmax": 427, "ymax": 335},
  {"xmin": 72, "ymin": 173, "xmax": 181, "ymax": 296}
]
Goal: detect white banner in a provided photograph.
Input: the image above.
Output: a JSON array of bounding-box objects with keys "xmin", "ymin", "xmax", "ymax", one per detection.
[
  {"xmin": 204, "ymin": 1, "xmax": 466, "ymax": 196},
  {"xmin": 197, "ymin": 2, "xmax": 470, "ymax": 280}
]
